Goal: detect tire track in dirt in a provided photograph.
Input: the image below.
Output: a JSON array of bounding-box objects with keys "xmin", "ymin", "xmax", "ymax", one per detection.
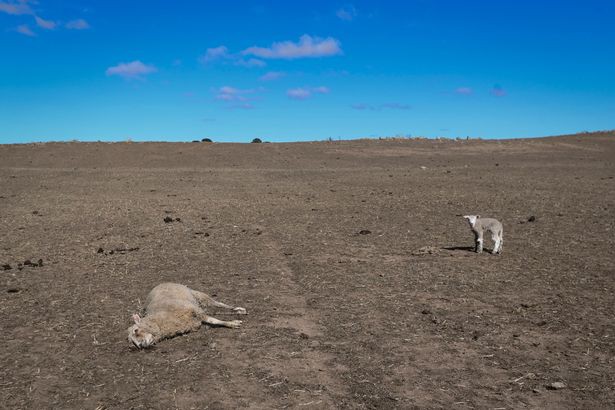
[{"xmin": 212, "ymin": 226, "xmax": 348, "ymax": 408}]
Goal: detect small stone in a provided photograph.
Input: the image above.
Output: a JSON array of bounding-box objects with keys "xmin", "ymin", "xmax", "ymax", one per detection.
[
  {"xmin": 421, "ymin": 309, "xmax": 431, "ymax": 315},
  {"xmin": 528, "ymin": 215, "xmax": 536, "ymax": 222},
  {"xmin": 2, "ymin": 264, "xmax": 11, "ymax": 271},
  {"xmin": 97, "ymin": 247, "xmax": 104, "ymax": 254},
  {"xmin": 175, "ymin": 217, "xmax": 181, "ymax": 222},
  {"xmin": 299, "ymin": 332, "xmax": 309, "ymax": 339},
  {"xmin": 546, "ymin": 382, "xmax": 566, "ymax": 390},
  {"xmin": 23, "ymin": 260, "xmax": 32, "ymax": 266},
  {"xmin": 37, "ymin": 259, "xmax": 43, "ymax": 267},
  {"xmin": 163, "ymin": 216, "xmax": 173, "ymax": 223},
  {"xmin": 358, "ymin": 230, "xmax": 371, "ymax": 235},
  {"xmin": 7, "ymin": 288, "xmax": 20, "ymax": 293}
]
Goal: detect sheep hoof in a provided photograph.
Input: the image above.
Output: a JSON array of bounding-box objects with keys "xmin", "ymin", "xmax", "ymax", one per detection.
[
  {"xmin": 233, "ymin": 307, "xmax": 247, "ymax": 315},
  {"xmin": 228, "ymin": 320, "xmax": 243, "ymax": 328}
]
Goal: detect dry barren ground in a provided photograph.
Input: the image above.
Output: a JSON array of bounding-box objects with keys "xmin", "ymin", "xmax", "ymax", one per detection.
[{"xmin": 1, "ymin": 132, "xmax": 614, "ymax": 409}]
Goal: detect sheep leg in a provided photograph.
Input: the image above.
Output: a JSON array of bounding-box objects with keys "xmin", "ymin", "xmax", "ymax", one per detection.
[
  {"xmin": 474, "ymin": 231, "xmax": 483, "ymax": 253},
  {"xmin": 497, "ymin": 233, "xmax": 503, "ymax": 254},
  {"xmin": 191, "ymin": 290, "xmax": 247, "ymax": 315},
  {"xmin": 200, "ymin": 314, "xmax": 243, "ymax": 329}
]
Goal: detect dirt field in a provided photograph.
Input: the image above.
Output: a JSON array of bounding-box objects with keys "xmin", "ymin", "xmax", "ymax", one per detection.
[{"xmin": 1, "ymin": 132, "xmax": 614, "ymax": 409}]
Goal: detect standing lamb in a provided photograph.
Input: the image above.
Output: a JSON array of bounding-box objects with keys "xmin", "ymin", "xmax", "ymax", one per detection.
[
  {"xmin": 128, "ymin": 282, "xmax": 246, "ymax": 348},
  {"xmin": 463, "ymin": 215, "xmax": 503, "ymax": 254}
]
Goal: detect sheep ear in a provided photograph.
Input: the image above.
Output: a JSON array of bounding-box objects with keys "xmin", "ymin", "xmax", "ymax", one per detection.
[
  {"xmin": 132, "ymin": 313, "xmax": 141, "ymax": 324},
  {"xmin": 463, "ymin": 215, "xmax": 469, "ymax": 219}
]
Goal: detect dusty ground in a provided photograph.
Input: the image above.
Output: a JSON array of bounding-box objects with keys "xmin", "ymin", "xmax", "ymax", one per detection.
[{"xmin": 1, "ymin": 131, "xmax": 614, "ymax": 409}]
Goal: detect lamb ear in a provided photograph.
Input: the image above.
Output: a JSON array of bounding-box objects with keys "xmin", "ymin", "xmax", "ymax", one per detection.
[{"xmin": 132, "ymin": 313, "xmax": 141, "ymax": 324}]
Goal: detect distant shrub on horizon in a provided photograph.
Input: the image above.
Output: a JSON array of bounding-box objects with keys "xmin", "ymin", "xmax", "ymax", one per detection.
[
  {"xmin": 251, "ymin": 138, "xmax": 262, "ymax": 143},
  {"xmin": 202, "ymin": 138, "xmax": 213, "ymax": 143}
]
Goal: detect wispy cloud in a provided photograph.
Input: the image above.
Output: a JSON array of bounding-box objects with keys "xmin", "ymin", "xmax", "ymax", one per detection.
[
  {"xmin": 287, "ymin": 88, "xmax": 311, "ymax": 100},
  {"xmin": 3, "ymin": 1, "xmax": 90, "ymax": 35},
  {"xmin": 215, "ymin": 86, "xmax": 262, "ymax": 102},
  {"xmin": 351, "ymin": 102, "xmax": 411, "ymax": 111},
  {"xmin": 491, "ymin": 84, "xmax": 507, "ymax": 97},
  {"xmin": 16, "ymin": 24, "xmax": 35, "ymax": 36},
  {"xmin": 35, "ymin": 15, "xmax": 56, "ymax": 30},
  {"xmin": 65, "ymin": 19, "xmax": 89, "ymax": 30},
  {"xmin": 259, "ymin": 71, "xmax": 286, "ymax": 82},
  {"xmin": 235, "ymin": 57, "xmax": 266, "ymax": 68},
  {"xmin": 351, "ymin": 103, "xmax": 375, "ymax": 111},
  {"xmin": 455, "ymin": 87, "xmax": 473, "ymax": 95},
  {"xmin": 243, "ymin": 34, "xmax": 342, "ymax": 59},
  {"xmin": 0, "ymin": 1, "xmax": 34, "ymax": 15},
  {"xmin": 313, "ymin": 86, "xmax": 330, "ymax": 94},
  {"xmin": 200, "ymin": 45, "xmax": 266, "ymax": 68},
  {"xmin": 105, "ymin": 61, "xmax": 158, "ymax": 80},
  {"xmin": 381, "ymin": 102, "xmax": 411, "ymax": 110},
  {"xmin": 287, "ymin": 86, "xmax": 330, "ymax": 100},
  {"xmin": 216, "ymin": 86, "xmax": 245, "ymax": 102},
  {"xmin": 336, "ymin": 4, "xmax": 357, "ymax": 21},
  {"xmin": 200, "ymin": 46, "xmax": 230, "ymax": 64}
]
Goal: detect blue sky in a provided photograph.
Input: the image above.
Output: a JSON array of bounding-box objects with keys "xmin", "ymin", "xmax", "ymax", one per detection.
[{"xmin": 1, "ymin": 0, "xmax": 614, "ymax": 143}]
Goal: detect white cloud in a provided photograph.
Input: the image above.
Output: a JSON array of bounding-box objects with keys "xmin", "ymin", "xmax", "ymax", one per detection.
[
  {"xmin": 287, "ymin": 86, "xmax": 330, "ymax": 100},
  {"xmin": 200, "ymin": 46, "xmax": 266, "ymax": 68},
  {"xmin": 336, "ymin": 4, "xmax": 357, "ymax": 21},
  {"xmin": 287, "ymin": 88, "xmax": 311, "ymax": 100},
  {"xmin": 215, "ymin": 86, "xmax": 261, "ymax": 103},
  {"xmin": 16, "ymin": 24, "xmax": 35, "ymax": 36},
  {"xmin": 351, "ymin": 103, "xmax": 376, "ymax": 111},
  {"xmin": 235, "ymin": 57, "xmax": 266, "ymax": 68},
  {"xmin": 65, "ymin": 19, "xmax": 89, "ymax": 30},
  {"xmin": 259, "ymin": 71, "xmax": 286, "ymax": 82},
  {"xmin": 243, "ymin": 34, "xmax": 342, "ymax": 59},
  {"xmin": 3, "ymin": 2, "xmax": 90, "ymax": 35},
  {"xmin": 35, "ymin": 15, "xmax": 56, "ymax": 29},
  {"xmin": 0, "ymin": 1, "xmax": 33, "ymax": 15},
  {"xmin": 199, "ymin": 46, "xmax": 230, "ymax": 64},
  {"xmin": 105, "ymin": 61, "xmax": 158, "ymax": 80}
]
